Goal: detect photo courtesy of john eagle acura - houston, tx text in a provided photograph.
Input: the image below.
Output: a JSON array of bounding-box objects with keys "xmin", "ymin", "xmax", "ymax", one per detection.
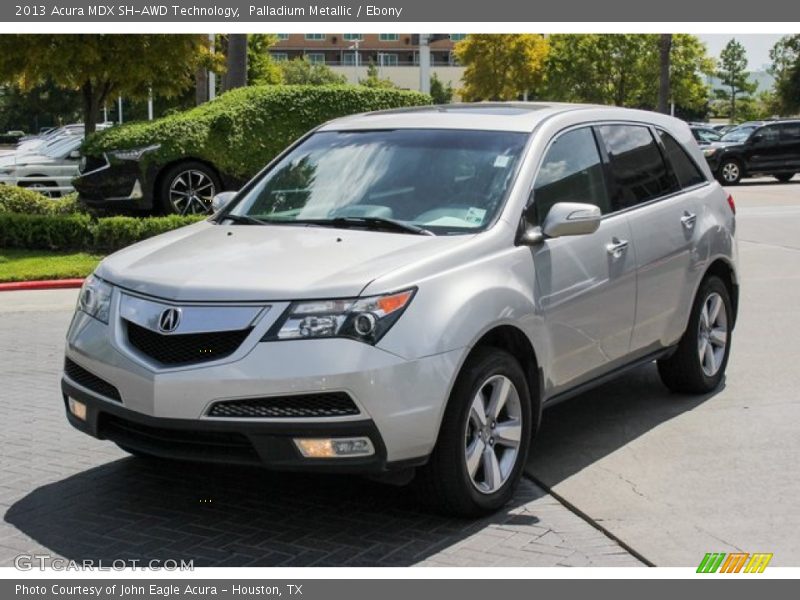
[{"xmin": 62, "ymin": 103, "xmax": 738, "ymax": 516}]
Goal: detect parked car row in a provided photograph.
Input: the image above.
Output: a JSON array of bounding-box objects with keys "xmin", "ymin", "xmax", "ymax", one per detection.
[{"xmin": 0, "ymin": 123, "xmax": 111, "ymax": 197}]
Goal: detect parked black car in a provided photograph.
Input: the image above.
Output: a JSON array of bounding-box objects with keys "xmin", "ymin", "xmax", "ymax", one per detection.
[{"xmin": 702, "ymin": 120, "xmax": 800, "ymax": 185}]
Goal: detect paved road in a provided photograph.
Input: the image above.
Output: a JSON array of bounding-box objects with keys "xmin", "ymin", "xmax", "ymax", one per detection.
[
  {"xmin": 0, "ymin": 293, "xmax": 640, "ymax": 568},
  {"xmin": 526, "ymin": 178, "xmax": 800, "ymax": 566}
]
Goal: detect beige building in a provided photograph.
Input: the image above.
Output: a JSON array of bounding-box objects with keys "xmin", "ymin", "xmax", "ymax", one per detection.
[{"xmin": 270, "ymin": 33, "xmax": 467, "ymax": 93}]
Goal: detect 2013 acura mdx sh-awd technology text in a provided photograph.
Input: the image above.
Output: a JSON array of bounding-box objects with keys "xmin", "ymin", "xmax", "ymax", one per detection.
[{"xmin": 62, "ymin": 103, "xmax": 738, "ymax": 516}]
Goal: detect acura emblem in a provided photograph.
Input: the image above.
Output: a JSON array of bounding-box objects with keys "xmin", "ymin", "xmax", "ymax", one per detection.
[{"xmin": 158, "ymin": 307, "xmax": 182, "ymax": 333}]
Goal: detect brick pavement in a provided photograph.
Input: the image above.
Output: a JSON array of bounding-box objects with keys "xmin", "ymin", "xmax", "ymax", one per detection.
[{"xmin": 0, "ymin": 300, "xmax": 643, "ymax": 567}]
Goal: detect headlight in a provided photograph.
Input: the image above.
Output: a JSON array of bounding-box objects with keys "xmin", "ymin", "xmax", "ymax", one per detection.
[
  {"xmin": 263, "ymin": 289, "xmax": 416, "ymax": 345},
  {"xmin": 703, "ymin": 147, "xmax": 719, "ymax": 157},
  {"xmin": 109, "ymin": 144, "xmax": 160, "ymax": 161},
  {"xmin": 77, "ymin": 274, "xmax": 113, "ymax": 324}
]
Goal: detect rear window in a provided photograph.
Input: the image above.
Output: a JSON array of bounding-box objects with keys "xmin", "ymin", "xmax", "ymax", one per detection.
[
  {"xmin": 658, "ymin": 130, "xmax": 707, "ymax": 189},
  {"xmin": 596, "ymin": 125, "xmax": 677, "ymax": 209}
]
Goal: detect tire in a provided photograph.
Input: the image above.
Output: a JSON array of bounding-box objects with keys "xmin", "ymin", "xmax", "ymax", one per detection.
[
  {"xmin": 158, "ymin": 161, "xmax": 221, "ymax": 215},
  {"xmin": 416, "ymin": 347, "xmax": 533, "ymax": 517},
  {"xmin": 657, "ymin": 276, "xmax": 733, "ymax": 394},
  {"xmin": 774, "ymin": 172, "xmax": 795, "ymax": 183},
  {"xmin": 717, "ymin": 159, "xmax": 743, "ymax": 185},
  {"xmin": 21, "ymin": 179, "xmax": 60, "ymax": 198}
]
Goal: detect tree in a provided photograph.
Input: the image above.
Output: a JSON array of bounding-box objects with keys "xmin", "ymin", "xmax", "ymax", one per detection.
[
  {"xmin": 542, "ymin": 34, "xmax": 712, "ymax": 115},
  {"xmin": 0, "ymin": 35, "xmax": 215, "ymax": 134},
  {"xmin": 768, "ymin": 35, "xmax": 800, "ymax": 114},
  {"xmin": 429, "ymin": 73, "xmax": 454, "ymax": 104},
  {"xmin": 248, "ymin": 34, "xmax": 283, "ymax": 86},
  {"xmin": 0, "ymin": 81, "xmax": 82, "ymax": 133},
  {"xmin": 715, "ymin": 38, "xmax": 757, "ymax": 122},
  {"xmin": 658, "ymin": 34, "xmax": 673, "ymax": 114},
  {"xmin": 280, "ymin": 58, "xmax": 347, "ymax": 85},
  {"xmin": 225, "ymin": 34, "xmax": 249, "ymax": 91},
  {"xmin": 453, "ymin": 34, "xmax": 549, "ymax": 101},
  {"xmin": 359, "ymin": 61, "xmax": 397, "ymax": 89}
]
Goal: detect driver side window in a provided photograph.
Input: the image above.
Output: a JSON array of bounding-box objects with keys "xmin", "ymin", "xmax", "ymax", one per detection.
[{"xmin": 531, "ymin": 127, "xmax": 610, "ymax": 225}]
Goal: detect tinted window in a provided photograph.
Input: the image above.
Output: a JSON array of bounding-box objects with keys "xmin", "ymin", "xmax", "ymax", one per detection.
[
  {"xmin": 597, "ymin": 125, "xmax": 677, "ymax": 209},
  {"xmin": 658, "ymin": 130, "xmax": 707, "ymax": 189},
  {"xmin": 781, "ymin": 123, "xmax": 800, "ymax": 140},
  {"xmin": 532, "ymin": 127, "xmax": 610, "ymax": 223}
]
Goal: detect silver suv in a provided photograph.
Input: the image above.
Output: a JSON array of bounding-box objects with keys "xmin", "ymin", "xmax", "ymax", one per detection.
[{"xmin": 62, "ymin": 104, "xmax": 738, "ymax": 516}]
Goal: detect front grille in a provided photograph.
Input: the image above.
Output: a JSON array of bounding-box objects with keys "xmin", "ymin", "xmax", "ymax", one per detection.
[
  {"xmin": 126, "ymin": 321, "xmax": 251, "ymax": 366},
  {"xmin": 98, "ymin": 413, "xmax": 259, "ymax": 464},
  {"xmin": 208, "ymin": 393, "xmax": 360, "ymax": 418},
  {"xmin": 64, "ymin": 358, "xmax": 122, "ymax": 402}
]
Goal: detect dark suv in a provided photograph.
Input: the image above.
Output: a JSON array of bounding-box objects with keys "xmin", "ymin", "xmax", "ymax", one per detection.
[{"xmin": 703, "ymin": 120, "xmax": 800, "ymax": 185}]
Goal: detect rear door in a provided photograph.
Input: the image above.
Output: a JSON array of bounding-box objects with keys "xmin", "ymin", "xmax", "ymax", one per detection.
[
  {"xmin": 596, "ymin": 124, "xmax": 705, "ymax": 353},
  {"xmin": 780, "ymin": 122, "xmax": 800, "ymax": 173},
  {"xmin": 530, "ymin": 126, "xmax": 637, "ymax": 391}
]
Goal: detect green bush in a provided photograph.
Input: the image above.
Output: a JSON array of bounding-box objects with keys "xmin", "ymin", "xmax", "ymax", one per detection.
[
  {"xmin": 0, "ymin": 213, "xmax": 93, "ymax": 251},
  {"xmin": 0, "ymin": 185, "xmax": 85, "ymax": 215},
  {"xmin": 82, "ymin": 85, "xmax": 432, "ymax": 180},
  {"xmin": 91, "ymin": 215, "xmax": 203, "ymax": 253},
  {"xmin": 0, "ymin": 211, "xmax": 203, "ymax": 253}
]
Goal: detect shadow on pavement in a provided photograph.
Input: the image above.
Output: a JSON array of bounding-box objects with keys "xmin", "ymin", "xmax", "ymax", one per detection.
[
  {"xmin": 5, "ymin": 457, "xmax": 545, "ymax": 567},
  {"xmin": 527, "ymin": 362, "xmax": 721, "ymax": 486}
]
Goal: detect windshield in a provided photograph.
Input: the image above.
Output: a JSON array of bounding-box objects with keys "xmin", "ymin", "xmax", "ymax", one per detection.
[
  {"xmin": 694, "ymin": 128, "xmax": 721, "ymax": 143},
  {"xmin": 228, "ymin": 129, "xmax": 529, "ymax": 235},
  {"xmin": 721, "ymin": 127, "xmax": 755, "ymax": 143},
  {"xmin": 40, "ymin": 136, "xmax": 81, "ymax": 158}
]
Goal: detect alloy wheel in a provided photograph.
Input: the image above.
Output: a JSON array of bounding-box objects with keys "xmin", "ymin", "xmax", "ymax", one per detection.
[
  {"xmin": 464, "ymin": 374, "xmax": 523, "ymax": 494},
  {"xmin": 697, "ymin": 292, "xmax": 728, "ymax": 377},
  {"xmin": 721, "ymin": 162, "xmax": 740, "ymax": 183},
  {"xmin": 168, "ymin": 170, "xmax": 216, "ymax": 215}
]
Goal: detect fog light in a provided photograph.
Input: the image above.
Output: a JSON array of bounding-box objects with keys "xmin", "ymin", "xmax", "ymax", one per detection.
[
  {"xmin": 68, "ymin": 397, "xmax": 87, "ymax": 421},
  {"xmin": 294, "ymin": 437, "xmax": 375, "ymax": 458}
]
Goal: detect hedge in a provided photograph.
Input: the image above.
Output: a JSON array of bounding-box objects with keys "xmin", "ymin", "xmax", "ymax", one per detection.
[
  {"xmin": 82, "ymin": 85, "xmax": 433, "ymax": 180},
  {"xmin": 0, "ymin": 185, "xmax": 84, "ymax": 215},
  {"xmin": 0, "ymin": 212, "xmax": 203, "ymax": 253}
]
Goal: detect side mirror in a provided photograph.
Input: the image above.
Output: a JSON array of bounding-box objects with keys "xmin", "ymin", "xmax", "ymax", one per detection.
[
  {"xmin": 542, "ymin": 202, "xmax": 602, "ymax": 238},
  {"xmin": 211, "ymin": 191, "xmax": 237, "ymax": 213},
  {"xmin": 517, "ymin": 202, "xmax": 601, "ymax": 246},
  {"xmin": 69, "ymin": 150, "xmax": 81, "ymax": 159}
]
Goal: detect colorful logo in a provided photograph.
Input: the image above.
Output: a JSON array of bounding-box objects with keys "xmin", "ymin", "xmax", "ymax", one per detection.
[{"xmin": 697, "ymin": 552, "xmax": 773, "ymax": 573}]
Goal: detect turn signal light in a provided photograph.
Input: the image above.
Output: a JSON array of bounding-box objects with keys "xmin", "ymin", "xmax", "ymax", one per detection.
[
  {"xmin": 294, "ymin": 437, "xmax": 375, "ymax": 458},
  {"xmin": 68, "ymin": 397, "xmax": 87, "ymax": 421}
]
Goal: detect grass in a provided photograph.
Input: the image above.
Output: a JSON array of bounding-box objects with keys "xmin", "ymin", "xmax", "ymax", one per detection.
[{"xmin": 0, "ymin": 249, "xmax": 103, "ymax": 283}]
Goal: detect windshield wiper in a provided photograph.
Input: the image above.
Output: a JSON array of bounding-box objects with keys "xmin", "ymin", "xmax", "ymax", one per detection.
[
  {"xmin": 293, "ymin": 216, "xmax": 434, "ymax": 236},
  {"xmin": 217, "ymin": 214, "xmax": 268, "ymax": 226}
]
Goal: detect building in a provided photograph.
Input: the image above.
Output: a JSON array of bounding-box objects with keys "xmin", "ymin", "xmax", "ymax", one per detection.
[{"xmin": 269, "ymin": 34, "xmax": 467, "ymax": 93}]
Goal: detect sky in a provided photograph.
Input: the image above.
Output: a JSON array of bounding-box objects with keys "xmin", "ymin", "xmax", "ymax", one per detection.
[{"xmin": 697, "ymin": 34, "xmax": 788, "ymax": 71}]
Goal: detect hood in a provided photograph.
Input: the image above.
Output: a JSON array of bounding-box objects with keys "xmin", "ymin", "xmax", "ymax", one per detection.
[{"xmin": 97, "ymin": 221, "xmax": 475, "ymax": 302}]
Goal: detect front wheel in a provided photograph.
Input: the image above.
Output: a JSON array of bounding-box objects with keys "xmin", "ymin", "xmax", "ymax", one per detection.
[
  {"xmin": 657, "ymin": 276, "xmax": 732, "ymax": 394},
  {"xmin": 158, "ymin": 161, "xmax": 221, "ymax": 215},
  {"xmin": 416, "ymin": 347, "xmax": 532, "ymax": 516},
  {"xmin": 717, "ymin": 159, "xmax": 743, "ymax": 185}
]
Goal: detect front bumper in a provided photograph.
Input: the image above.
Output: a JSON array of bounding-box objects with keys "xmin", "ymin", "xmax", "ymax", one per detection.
[
  {"xmin": 63, "ymin": 300, "xmax": 463, "ymax": 468},
  {"xmin": 73, "ymin": 157, "xmax": 153, "ymax": 211}
]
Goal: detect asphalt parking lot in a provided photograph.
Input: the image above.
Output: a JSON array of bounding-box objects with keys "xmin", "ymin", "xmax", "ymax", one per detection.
[{"xmin": 1, "ymin": 177, "xmax": 797, "ymax": 567}]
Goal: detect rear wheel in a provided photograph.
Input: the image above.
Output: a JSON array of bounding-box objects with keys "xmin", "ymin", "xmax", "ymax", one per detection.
[
  {"xmin": 717, "ymin": 159, "xmax": 743, "ymax": 185},
  {"xmin": 158, "ymin": 161, "xmax": 221, "ymax": 215},
  {"xmin": 416, "ymin": 347, "xmax": 532, "ymax": 516},
  {"xmin": 657, "ymin": 276, "xmax": 732, "ymax": 394},
  {"xmin": 774, "ymin": 172, "xmax": 795, "ymax": 183},
  {"xmin": 21, "ymin": 179, "xmax": 59, "ymax": 198}
]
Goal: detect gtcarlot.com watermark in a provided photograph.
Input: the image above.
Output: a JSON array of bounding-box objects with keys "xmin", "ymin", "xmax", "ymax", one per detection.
[{"xmin": 14, "ymin": 554, "xmax": 194, "ymax": 571}]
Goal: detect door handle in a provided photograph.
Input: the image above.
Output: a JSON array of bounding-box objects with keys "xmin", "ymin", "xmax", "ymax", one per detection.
[
  {"xmin": 681, "ymin": 212, "xmax": 697, "ymax": 229},
  {"xmin": 606, "ymin": 237, "xmax": 629, "ymax": 259}
]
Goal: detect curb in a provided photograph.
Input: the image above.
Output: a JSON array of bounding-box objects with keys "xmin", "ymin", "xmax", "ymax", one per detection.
[{"xmin": 0, "ymin": 279, "xmax": 84, "ymax": 292}]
